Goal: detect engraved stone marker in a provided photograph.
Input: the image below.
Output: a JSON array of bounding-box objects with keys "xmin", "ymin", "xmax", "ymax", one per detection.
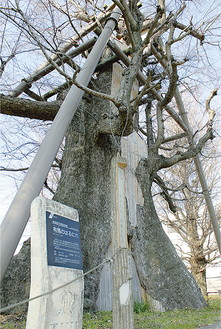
[
  {"xmin": 26, "ymin": 196, "xmax": 84, "ymax": 329},
  {"xmin": 110, "ymin": 157, "xmax": 134, "ymax": 329}
]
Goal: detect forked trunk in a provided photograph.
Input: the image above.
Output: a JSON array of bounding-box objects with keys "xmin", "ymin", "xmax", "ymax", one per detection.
[{"xmin": 131, "ymin": 158, "xmax": 206, "ymax": 310}]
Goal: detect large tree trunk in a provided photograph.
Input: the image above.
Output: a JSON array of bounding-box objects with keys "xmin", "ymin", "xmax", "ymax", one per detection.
[
  {"xmin": 131, "ymin": 158, "xmax": 207, "ymax": 311},
  {"xmin": 53, "ymin": 69, "xmax": 207, "ymax": 312},
  {"xmin": 53, "ymin": 68, "xmax": 120, "ymax": 312},
  {"xmin": 1, "ymin": 69, "xmax": 207, "ymax": 313}
]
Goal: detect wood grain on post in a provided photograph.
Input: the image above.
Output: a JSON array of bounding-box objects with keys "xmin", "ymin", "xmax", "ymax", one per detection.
[{"xmin": 110, "ymin": 157, "xmax": 134, "ymax": 329}]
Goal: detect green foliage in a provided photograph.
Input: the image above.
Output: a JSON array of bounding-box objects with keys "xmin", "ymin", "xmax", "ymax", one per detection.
[
  {"xmin": 82, "ymin": 311, "xmax": 112, "ymax": 328},
  {"xmin": 134, "ymin": 296, "xmax": 221, "ymax": 329},
  {"xmin": 134, "ymin": 299, "xmax": 151, "ymax": 314},
  {"xmin": 208, "ymin": 296, "xmax": 221, "ymax": 310},
  {"xmin": 0, "ymin": 297, "xmax": 220, "ymax": 329},
  {"xmin": 0, "ymin": 313, "xmax": 26, "ymax": 328}
]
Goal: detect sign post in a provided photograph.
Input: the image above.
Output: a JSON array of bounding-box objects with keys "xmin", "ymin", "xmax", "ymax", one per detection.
[
  {"xmin": 110, "ymin": 156, "xmax": 134, "ymax": 329},
  {"xmin": 26, "ymin": 196, "xmax": 84, "ymax": 329}
]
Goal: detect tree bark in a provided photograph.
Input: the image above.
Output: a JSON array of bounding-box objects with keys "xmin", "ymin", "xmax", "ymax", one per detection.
[
  {"xmin": 131, "ymin": 158, "xmax": 206, "ymax": 311},
  {"xmin": 190, "ymin": 258, "xmax": 207, "ymax": 297},
  {"xmin": 185, "ymin": 185, "xmax": 208, "ymax": 297},
  {"xmin": 53, "ymin": 73, "xmax": 206, "ymax": 310},
  {"xmin": 53, "ymin": 69, "xmax": 120, "ymax": 311},
  {"xmin": 1, "ymin": 70, "xmax": 207, "ymax": 312},
  {"xmin": 0, "ymin": 94, "xmax": 60, "ymax": 121}
]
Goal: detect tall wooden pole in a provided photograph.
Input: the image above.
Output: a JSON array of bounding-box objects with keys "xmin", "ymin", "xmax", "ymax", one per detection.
[{"xmin": 111, "ymin": 156, "xmax": 134, "ymax": 329}]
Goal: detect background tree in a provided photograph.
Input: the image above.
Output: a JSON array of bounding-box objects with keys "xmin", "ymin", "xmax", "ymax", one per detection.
[
  {"xmin": 0, "ymin": 0, "xmax": 220, "ymax": 312},
  {"xmin": 159, "ymin": 157, "xmax": 220, "ymax": 297},
  {"xmin": 153, "ymin": 101, "xmax": 221, "ymax": 296}
]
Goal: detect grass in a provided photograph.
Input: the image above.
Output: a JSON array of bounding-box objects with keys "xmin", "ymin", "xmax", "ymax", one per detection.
[
  {"xmin": 0, "ymin": 296, "xmax": 220, "ymax": 329},
  {"xmin": 134, "ymin": 300, "xmax": 151, "ymax": 314},
  {"xmin": 133, "ymin": 297, "xmax": 221, "ymax": 329},
  {"xmin": 0, "ymin": 312, "xmax": 26, "ymax": 329}
]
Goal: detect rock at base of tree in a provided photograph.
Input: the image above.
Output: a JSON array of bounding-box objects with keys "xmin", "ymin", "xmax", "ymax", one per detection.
[
  {"xmin": 83, "ymin": 298, "xmax": 98, "ymax": 313},
  {"xmin": 0, "ymin": 239, "xmax": 31, "ymax": 314}
]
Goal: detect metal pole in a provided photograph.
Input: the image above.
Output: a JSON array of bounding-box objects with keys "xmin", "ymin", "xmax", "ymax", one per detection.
[
  {"xmin": 8, "ymin": 38, "xmax": 97, "ymax": 97},
  {"xmin": 174, "ymin": 90, "xmax": 221, "ymax": 254},
  {"xmin": 150, "ymin": 44, "xmax": 221, "ymax": 253},
  {"xmin": 0, "ymin": 7, "xmax": 121, "ymax": 282}
]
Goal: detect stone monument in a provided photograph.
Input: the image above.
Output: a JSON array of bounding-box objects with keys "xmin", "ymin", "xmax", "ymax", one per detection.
[{"xmin": 26, "ymin": 196, "xmax": 84, "ymax": 329}]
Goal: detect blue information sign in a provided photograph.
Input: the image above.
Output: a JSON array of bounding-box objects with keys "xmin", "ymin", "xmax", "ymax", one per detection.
[{"xmin": 46, "ymin": 211, "xmax": 83, "ymax": 270}]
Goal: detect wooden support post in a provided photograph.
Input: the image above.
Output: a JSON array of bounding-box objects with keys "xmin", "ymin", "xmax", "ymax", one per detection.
[{"xmin": 110, "ymin": 156, "xmax": 134, "ymax": 329}]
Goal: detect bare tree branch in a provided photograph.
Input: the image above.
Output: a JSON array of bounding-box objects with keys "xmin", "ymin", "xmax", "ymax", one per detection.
[
  {"xmin": 0, "ymin": 94, "xmax": 60, "ymax": 120},
  {"xmin": 206, "ymin": 88, "xmax": 217, "ymax": 125}
]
